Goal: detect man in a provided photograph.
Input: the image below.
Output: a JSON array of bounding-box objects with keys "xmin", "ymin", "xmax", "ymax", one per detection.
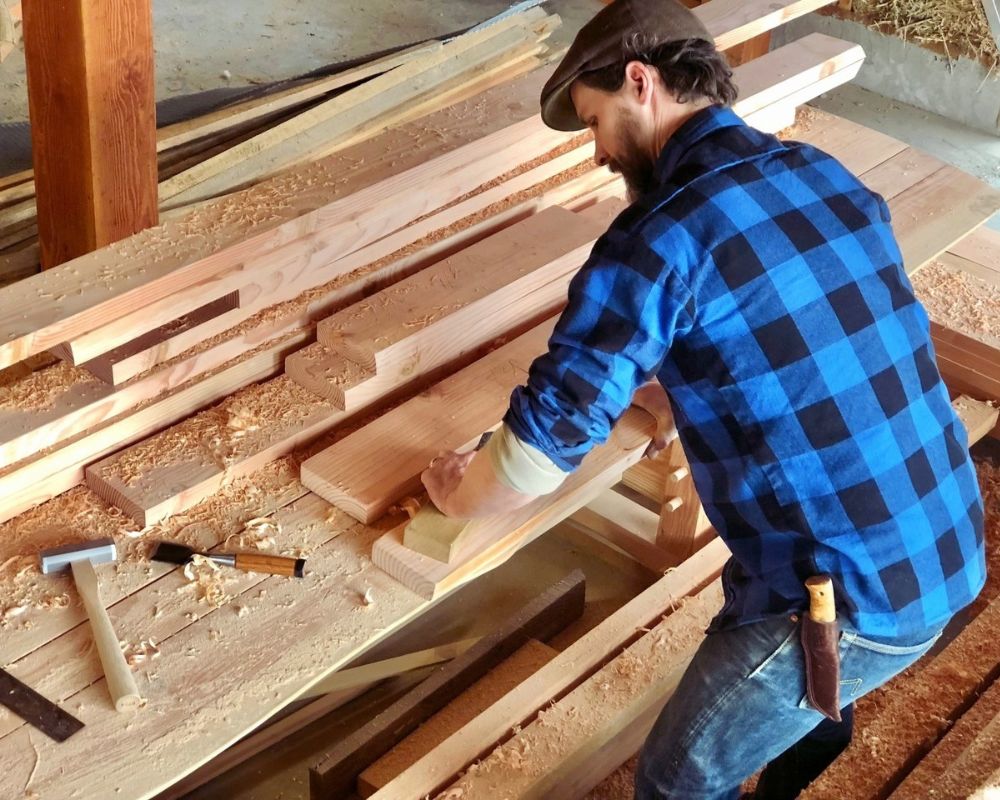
[{"xmin": 420, "ymin": 1, "xmax": 986, "ymax": 797}]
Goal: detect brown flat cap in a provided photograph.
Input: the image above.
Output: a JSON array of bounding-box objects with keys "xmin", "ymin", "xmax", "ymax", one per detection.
[{"xmin": 540, "ymin": 0, "xmax": 713, "ymax": 131}]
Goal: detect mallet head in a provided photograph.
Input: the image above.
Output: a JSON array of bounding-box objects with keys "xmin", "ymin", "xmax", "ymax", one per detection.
[{"xmin": 39, "ymin": 538, "xmax": 117, "ymax": 575}]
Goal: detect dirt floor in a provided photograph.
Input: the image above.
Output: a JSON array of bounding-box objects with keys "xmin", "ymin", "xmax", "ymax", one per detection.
[{"xmin": 586, "ymin": 437, "xmax": 1000, "ymax": 799}]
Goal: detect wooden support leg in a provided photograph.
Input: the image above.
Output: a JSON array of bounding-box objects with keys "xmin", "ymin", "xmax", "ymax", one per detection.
[
  {"xmin": 656, "ymin": 440, "xmax": 712, "ymax": 566},
  {"xmin": 22, "ymin": 0, "xmax": 157, "ymax": 268}
]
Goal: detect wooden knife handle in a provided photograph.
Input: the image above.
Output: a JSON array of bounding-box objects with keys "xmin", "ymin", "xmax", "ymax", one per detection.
[
  {"xmin": 234, "ymin": 553, "xmax": 305, "ymax": 578},
  {"xmin": 805, "ymin": 575, "xmax": 836, "ymax": 623}
]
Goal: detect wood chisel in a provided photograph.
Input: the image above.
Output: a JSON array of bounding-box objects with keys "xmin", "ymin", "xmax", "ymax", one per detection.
[
  {"xmin": 151, "ymin": 541, "xmax": 306, "ymax": 577},
  {"xmin": 0, "ymin": 668, "xmax": 84, "ymax": 742}
]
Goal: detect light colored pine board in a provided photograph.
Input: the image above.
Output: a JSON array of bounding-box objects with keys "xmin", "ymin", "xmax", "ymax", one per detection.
[
  {"xmin": 947, "ymin": 225, "xmax": 1000, "ymax": 277},
  {"xmin": 358, "ymin": 640, "xmax": 558, "ymax": 796},
  {"xmin": 303, "ymin": 638, "xmax": 479, "ymax": 700},
  {"xmin": 729, "ymin": 34, "xmax": 864, "ymax": 121},
  {"xmin": 0, "ymin": 69, "xmax": 567, "ymax": 370},
  {"xmin": 860, "ymin": 148, "xmax": 947, "ymax": 203},
  {"xmin": 371, "ymin": 407, "xmax": 656, "ymax": 600},
  {"xmin": 436, "ymin": 583, "xmax": 723, "ymax": 800},
  {"xmin": 368, "ymin": 536, "xmax": 730, "ymax": 799},
  {"xmin": 938, "ymin": 249, "xmax": 1000, "ymax": 287},
  {"xmin": 698, "ymin": 0, "xmax": 834, "ymax": 52},
  {"xmin": 781, "ymin": 108, "xmax": 909, "ymax": 177},
  {"xmin": 886, "ymin": 166, "xmax": 1000, "ymax": 275},
  {"xmin": 158, "ymin": 11, "xmax": 553, "ymax": 207},
  {"xmin": 101, "ymin": 141, "xmax": 596, "ymax": 385},
  {"xmin": 80, "ymin": 291, "xmax": 242, "ymax": 384},
  {"xmin": 622, "ymin": 459, "xmax": 668, "ymax": 504},
  {"xmin": 301, "ymin": 320, "xmax": 555, "ymax": 525},
  {"xmin": 936, "ymin": 347, "xmax": 1000, "ymax": 404},
  {"xmin": 0, "ymin": 333, "xmax": 304, "ymax": 524},
  {"xmin": 316, "ymin": 205, "xmax": 601, "ymax": 375}
]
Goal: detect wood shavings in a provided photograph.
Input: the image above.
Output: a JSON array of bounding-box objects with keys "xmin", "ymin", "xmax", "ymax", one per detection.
[
  {"xmin": 23, "ymin": 729, "xmax": 39, "ymax": 795},
  {"xmin": 360, "ymin": 586, "xmax": 375, "ymax": 606},
  {"xmin": 123, "ymin": 638, "xmax": 161, "ymax": 668},
  {"xmin": 182, "ymin": 555, "xmax": 233, "ymax": 608},
  {"xmin": 912, "ymin": 261, "xmax": 1000, "ymax": 345},
  {"xmin": 225, "ymin": 515, "xmax": 281, "ymax": 551},
  {"xmin": 0, "ymin": 360, "xmax": 92, "ymax": 412}
]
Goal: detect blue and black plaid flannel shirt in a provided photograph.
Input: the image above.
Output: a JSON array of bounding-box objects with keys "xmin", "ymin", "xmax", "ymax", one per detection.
[{"xmin": 505, "ymin": 106, "xmax": 985, "ymax": 641}]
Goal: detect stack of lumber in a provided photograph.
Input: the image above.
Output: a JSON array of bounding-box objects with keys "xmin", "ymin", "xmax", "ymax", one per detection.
[
  {"xmin": 0, "ymin": 4, "xmax": 557, "ymax": 284},
  {"xmin": 0, "ymin": 0, "xmax": 998, "ymax": 797}
]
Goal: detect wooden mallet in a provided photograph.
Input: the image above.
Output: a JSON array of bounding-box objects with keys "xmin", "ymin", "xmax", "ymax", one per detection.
[{"xmin": 40, "ymin": 537, "xmax": 142, "ymax": 712}]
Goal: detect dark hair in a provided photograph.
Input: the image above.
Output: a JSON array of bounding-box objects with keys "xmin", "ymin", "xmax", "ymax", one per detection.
[{"xmin": 577, "ymin": 35, "xmax": 738, "ymax": 107}]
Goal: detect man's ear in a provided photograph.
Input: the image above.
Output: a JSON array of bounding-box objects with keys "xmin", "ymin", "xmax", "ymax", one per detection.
[{"xmin": 624, "ymin": 60, "xmax": 655, "ymax": 107}]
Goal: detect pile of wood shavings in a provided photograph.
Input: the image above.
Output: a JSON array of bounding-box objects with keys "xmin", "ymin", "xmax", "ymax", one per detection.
[
  {"xmin": 912, "ymin": 261, "xmax": 1000, "ymax": 344},
  {"xmin": 99, "ymin": 377, "xmax": 334, "ymax": 487},
  {"xmin": 0, "ymin": 360, "xmax": 92, "ymax": 412},
  {"xmin": 850, "ymin": 0, "xmax": 1000, "ymax": 71},
  {"xmin": 182, "ymin": 554, "xmax": 235, "ymax": 608}
]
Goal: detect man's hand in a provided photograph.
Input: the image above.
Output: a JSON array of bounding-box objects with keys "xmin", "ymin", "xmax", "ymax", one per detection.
[
  {"xmin": 421, "ymin": 449, "xmax": 476, "ymax": 517},
  {"xmin": 632, "ymin": 381, "xmax": 675, "ymax": 459}
]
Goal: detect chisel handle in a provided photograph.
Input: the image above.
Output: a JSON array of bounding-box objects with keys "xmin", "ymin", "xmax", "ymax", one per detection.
[
  {"xmin": 234, "ymin": 553, "xmax": 306, "ymax": 578},
  {"xmin": 70, "ymin": 560, "xmax": 142, "ymax": 712}
]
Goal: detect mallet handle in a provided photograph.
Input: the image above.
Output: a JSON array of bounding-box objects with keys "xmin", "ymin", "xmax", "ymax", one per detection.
[{"xmin": 71, "ymin": 560, "xmax": 142, "ymax": 712}]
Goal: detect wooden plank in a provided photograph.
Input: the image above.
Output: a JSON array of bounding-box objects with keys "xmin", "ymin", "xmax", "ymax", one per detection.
[
  {"xmin": 315, "ymin": 205, "xmax": 603, "ymax": 376},
  {"xmin": 801, "ymin": 593, "xmax": 1000, "ymax": 799},
  {"xmin": 371, "ymin": 407, "xmax": 656, "ymax": 600},
  {"xmin": 886, "ymin": 166, "xmax": 1000, "ymax": 275},
  {"xmin": 889, "ymin": 676, "xmax": 1000, "ymax": 799},
  {"xmin": 947, "ymin": 225, "xmax": 1000, "ymax": 277},
  {"xmin": 80, "ymin": 291, "xmax": 242, "ymax": 384},
  {"xmin": 358, "ymin": 639, "xmax": 558, "ymax": 796},
  {"xmin": 0, "ymin": 69, "xmax": 569, "ymax": 370},
  {"xmin": 622, "ymin": 459, "xmax": 667, "ymax": 504},
  {"xmin": 367, "ymin": 536, "xmax": 730, "ymax": 800},
  {"xmin": 304, "ymin": 638, "xmax": 480, "ymax": 700},
  {"xmin": 158, "ymin": 10, "xmax": 553, "ymax": 207},
  {"xmin": 860, "ymin": 147, "xmax": 947, "ymax": 203},
  {"xmin": 782, "ymin": 108, "xmax": 909, "ymax": 177},
  {"xmin": 21, "ymin": 0, "xmax": 158, "ymax": 267},
  {"xmin": 308, "ymin": 571, "xmax": 586, "ymax": 800},
  {"xmin": 301, "ymin": 320, "xmax": 555, "ymax": 525},
  {"xmin": 436, "ymin": 583, "xmax": 724, "ymax": 799}
]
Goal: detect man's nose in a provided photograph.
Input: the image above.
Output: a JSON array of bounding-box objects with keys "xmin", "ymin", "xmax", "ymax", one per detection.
[{"xmin": 593, "ymin": 142, "xmax": 610, "ymax": 168}]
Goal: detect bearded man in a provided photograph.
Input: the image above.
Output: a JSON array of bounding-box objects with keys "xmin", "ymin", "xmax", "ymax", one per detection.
[{"xmin": 419, "ymin": 2, "xmax": 986, "ymax": 797}]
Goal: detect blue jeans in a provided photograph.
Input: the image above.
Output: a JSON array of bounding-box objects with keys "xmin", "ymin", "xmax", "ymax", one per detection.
[{"xmin": 635, "ymin": 615, "xmax": 942, "ymax": 799}]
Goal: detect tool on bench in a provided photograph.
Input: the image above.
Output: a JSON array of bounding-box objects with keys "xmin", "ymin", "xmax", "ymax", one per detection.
[
  {"xmin": 402, "ymin": 431, "xmax": 494, "ymax": 562},
  {"xmin": 0, "ymin": 668, "xmax": 84, "ymax": 742},
  {"xmin": 39, "ymin": 538, "xmax": 142, "ymax": 712},
  {"xmin": 801, "ymin": 574, "xmax": 841, "ymax": 722},
  {"xmin": 151, "ymin": 542, "xmax": 306, "ymax": 578}
]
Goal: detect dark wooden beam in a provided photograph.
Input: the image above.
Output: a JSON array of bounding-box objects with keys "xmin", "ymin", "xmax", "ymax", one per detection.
[{"xmin": 21, "ymin": 0, "xmax": 157, "ymax": 268}]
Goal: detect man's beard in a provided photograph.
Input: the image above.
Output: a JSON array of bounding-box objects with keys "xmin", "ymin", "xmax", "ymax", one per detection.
[{"xmin": 608, "ymin": 113, "xmax": 657, "ymax": 202}]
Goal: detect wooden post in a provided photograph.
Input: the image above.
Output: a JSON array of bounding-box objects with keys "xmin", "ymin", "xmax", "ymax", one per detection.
[{"xmin": 21, "ymin": 0, "xmax": 157, "ymax": 268}]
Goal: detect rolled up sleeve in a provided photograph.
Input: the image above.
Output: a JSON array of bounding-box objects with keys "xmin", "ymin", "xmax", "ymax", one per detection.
[{"xmin": 505, "ymin": 221, "xmax": 695, "ymax": 471}]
